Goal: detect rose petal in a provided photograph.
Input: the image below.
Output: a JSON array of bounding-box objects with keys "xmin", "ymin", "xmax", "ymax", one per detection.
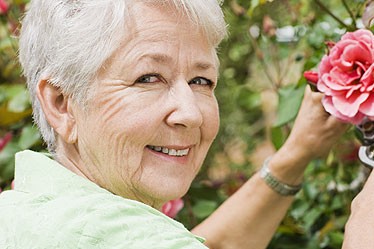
[
  {"xmin": 330, "ymin": 67, "xmax": 361, "ymax": 86},
  {"xmin": 348, "ymin": 113, "xmax": 367, "ymax": 125},
  {"xmin": 345, "ymin": 84, "xmax": 362, "ymax": 98},
  {"xmin": 332, "ymin": 92, "xmax": 369, "ymax": 117},
  {"xmin": 323, "ymin": 97, "xmax": 353, "ymax": 122},
  {"xmin": 318, "ymin": 55, "xmax": 333, "ymax": 75},
  {"xmin": 359, "ymin": 94, "xmax": 374, "ymax": 116},
  {"xmin": 342, "ymin": 29, "xmax": 374, "ymax": 45},
  {"xmin": 361, "ymin": 63, "xmax": 374, "ymax": 87},
  {"xmin": 317, "ymin": 75, "xmax": 333, "ymax": 95},
  {"xmin": 319, "ymin": 74, "xmax": 351, "ymax": 93},
  {"xmin": 339, "ymin": 43, "xmax": 373, "ymax": 69},
  {"xmin": 323, "ymin": 97, "xmax": 365, "ymax": 124},
  {"xmin": 366, "ymin": 84, "xmax": 374, "ymax": 92}
]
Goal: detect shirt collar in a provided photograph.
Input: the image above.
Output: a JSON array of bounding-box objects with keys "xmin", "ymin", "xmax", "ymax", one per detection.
[{"xmin": 14, "ymin": 150, "xmax": 108, "ymax": 195}]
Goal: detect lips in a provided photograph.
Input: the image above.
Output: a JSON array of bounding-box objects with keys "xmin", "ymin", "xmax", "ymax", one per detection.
[{"xmin": 146, "ymin": 145, "xmax": 190, "ymax": 157}]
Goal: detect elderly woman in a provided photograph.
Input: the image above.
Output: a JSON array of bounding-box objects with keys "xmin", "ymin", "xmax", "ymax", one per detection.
[{"xmin": 0, "ymin": 0, "xmax": 348, "ymax": 248}]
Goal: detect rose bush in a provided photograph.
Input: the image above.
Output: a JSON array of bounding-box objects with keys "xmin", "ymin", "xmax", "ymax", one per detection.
[{"xmin": 311, "ymin": 29, "xmax": 374, "ymax": 124}]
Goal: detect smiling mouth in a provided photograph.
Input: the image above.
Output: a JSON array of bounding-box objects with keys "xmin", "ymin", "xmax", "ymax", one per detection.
[{"xmin": 146, "ymin": 145, "xmax": 190, "ymax": 157}]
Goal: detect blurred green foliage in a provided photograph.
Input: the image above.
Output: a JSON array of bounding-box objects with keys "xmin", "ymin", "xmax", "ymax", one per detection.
[{"xmin": 0, "ymin": 0, "xmax": 370, "ymax": 248}]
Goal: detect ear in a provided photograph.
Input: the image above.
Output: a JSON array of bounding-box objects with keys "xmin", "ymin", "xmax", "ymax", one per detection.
[{"xmin": 36, "ymin": 79, "xmax": 78, "ymax": 144}]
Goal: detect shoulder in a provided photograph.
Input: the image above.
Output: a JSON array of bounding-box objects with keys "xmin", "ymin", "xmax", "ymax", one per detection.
[
  {"xmin": 73, "ymin": 193, "xmax": 207, "ymax": 248},
  {"xmin": 0, "ymin": 190, "xmax": 207, "ymax": 249}
]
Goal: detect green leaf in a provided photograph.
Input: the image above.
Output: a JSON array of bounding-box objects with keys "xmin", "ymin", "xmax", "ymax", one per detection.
[
  {"xmin": 302, "ymin": 182, "xmax": 319, "ymax": 201},
  {"xmin": 302, "ymin": 208, "xmax": 323, "ymax": 230},
  {"xmin": 7, "ymin": 88, "xmax": 31, "ymax": 113},
  {"xmin": 18, "ymin": 125, "xmax": 41, "ymax": 150},
  {"xmin": 327, "ymin": 232, "xmax": 344, "ymax": 248},
  {"xmin": 0, "ymin": 142, "xmax": 21, "ymax": 181},
  {"xmin": 270, "ymin": 126, "xmax": 286, "ymax": 149},
  {"xmin": 274, "ymin": 86, "xmax": 305, "ymax": 127},
  {"xmin": 192, "ymin": 200, "xmax": 218, "ymax": 219},
  {"xmin": 237, "ymin": 88, "xmax": 261, "ymax": 111},
  {"xmin": 290, "ymin": 200, "xmax": 310, "ymax": 220},
  {"xmin": 0, "ymin": 85, "xmax": 27, "ymax": 100},
  {"xmin": 0, "ymin": 37, "xmax": 13, "ymax": 52}
]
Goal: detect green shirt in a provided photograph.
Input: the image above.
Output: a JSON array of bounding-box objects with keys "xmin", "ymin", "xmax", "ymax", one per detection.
[{"xmin": 0, "ymin": 150, "xmax": 207, "ymax": 249}]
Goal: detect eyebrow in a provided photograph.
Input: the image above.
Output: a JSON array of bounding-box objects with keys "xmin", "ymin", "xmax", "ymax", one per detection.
[
  {"xmin": 139, "ymin": 53, "xmax": 216, "ymax": 71},
  {"xmin": 140, "ymin": 53, "xmax": 171, "ymax": 64}
]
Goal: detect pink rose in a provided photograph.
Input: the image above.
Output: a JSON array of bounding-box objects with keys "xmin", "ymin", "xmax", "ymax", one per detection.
[
  {"xmin": 161, "ymin": 198, "xmax": 184, "ymax": 218},
  {"xmin": 317, "ymin": 29, "xmax": 374, "ymax": 124},
  {"xmin": 0, "ymin": 0, "xmax": 8, "ymax": 14}
]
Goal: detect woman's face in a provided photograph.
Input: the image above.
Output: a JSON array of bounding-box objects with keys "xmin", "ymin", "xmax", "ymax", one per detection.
[{"xmin": 74, "ymin": 2, "xmax": 219, "ymax": 207}]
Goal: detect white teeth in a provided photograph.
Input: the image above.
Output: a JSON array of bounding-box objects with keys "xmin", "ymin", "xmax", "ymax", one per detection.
[
  {"xmin": 177, "ymin": 149, "xmax": 189, "ymax": 156},
  {"xmin": 148, "ymin": 145, "xmax": 189, "ymax": 157},
  {"xmin": 169, "ymin": 149, "xmax": 177, "ymax": 156}
]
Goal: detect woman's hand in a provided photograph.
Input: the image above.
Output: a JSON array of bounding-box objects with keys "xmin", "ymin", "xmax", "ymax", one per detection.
[
  {"xmin": 282, "ymin": 87, "xmax": 348, "ymax": 161},
  {"xmin": 268, "ymin": 86, "xmax": 348, "ymax": 185}
]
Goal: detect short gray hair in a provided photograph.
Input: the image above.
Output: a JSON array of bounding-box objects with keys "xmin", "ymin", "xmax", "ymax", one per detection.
[{"xmin": 19, "ymin": 0, "xmax": 227, "ymax": 152}]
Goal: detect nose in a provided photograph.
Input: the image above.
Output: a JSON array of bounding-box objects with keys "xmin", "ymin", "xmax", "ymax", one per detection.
[{"xmin": 166, "ymin": 81, "xmax": 203, "ymax": 129}]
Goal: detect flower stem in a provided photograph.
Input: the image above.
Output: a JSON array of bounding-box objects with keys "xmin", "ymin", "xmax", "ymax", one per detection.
[
  {"xmin": 313, "ymin": 0, "xmax": 351, "ymax": 29},
  {"xmin": 341, "ymin": 0, "xmax": 357, "ymax": 28},
  {"xmin": 247, "ymin": 33, "xmax": 277, "ymax": 90}
]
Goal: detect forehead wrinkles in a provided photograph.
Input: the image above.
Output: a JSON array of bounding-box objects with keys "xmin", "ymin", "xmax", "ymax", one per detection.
[
  {"xmin": 98, "ymin": 2, "xmax": 219, "ymax": 79},
  {"xmin": 104, "ymin": 27, "xmax": 216, "ymax": 72}
]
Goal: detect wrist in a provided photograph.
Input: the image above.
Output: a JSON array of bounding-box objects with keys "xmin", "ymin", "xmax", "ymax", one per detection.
[
  {"xmin": 266, "ymin": 148, "xmax": 310, "ymax": 186},
  {"xmin": 281, "ymin": 136, "xmax": 316, "ymax": 162},
  {"xmin": 260, "ymin": 157, "xmax": 303, "ymax": 196}
]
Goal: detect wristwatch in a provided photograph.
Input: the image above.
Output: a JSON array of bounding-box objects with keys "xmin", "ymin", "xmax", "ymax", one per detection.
[{"xmin": 260, "ymin": 157, "xmax": 302, "ymax": 196}]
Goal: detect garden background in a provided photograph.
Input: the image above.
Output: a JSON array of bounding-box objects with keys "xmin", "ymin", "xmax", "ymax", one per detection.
[{"xmin": 0, "ymin": 0, "xmax": 371, "ymax": 248}]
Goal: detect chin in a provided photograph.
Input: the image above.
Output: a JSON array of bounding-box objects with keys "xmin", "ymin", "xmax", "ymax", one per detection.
[{"xmin": 143, "ymin": 179, "xmax": 192, "ymax": 205}]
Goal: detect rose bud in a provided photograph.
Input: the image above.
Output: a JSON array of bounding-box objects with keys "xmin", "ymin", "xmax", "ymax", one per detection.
[
  {"xmin": 161, "ymin": 198, "xmax": 184, "ymax": 219},
  {"xmin": 303, "ymin": 71, "xmax": 319, "ymax": 92}
]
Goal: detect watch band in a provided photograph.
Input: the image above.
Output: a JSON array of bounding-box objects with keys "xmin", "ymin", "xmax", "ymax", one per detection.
[{"xmin": 260, "ymin": 157, "xmax": 302, "ymax": 196}]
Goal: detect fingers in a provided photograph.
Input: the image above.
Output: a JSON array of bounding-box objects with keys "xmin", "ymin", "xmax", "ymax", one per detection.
[{"xmin": 304, "ymin": 85, "xmax": 349, "ymax": 131}]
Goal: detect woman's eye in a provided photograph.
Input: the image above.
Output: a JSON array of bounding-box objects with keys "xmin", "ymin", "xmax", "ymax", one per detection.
[
  {"xmin": 189, "ymin": 77, "xmax": 213, "ymax": 86},
  {"xmin": 135, "ymin": 74, "xmax": 161, "ymax": 83}
]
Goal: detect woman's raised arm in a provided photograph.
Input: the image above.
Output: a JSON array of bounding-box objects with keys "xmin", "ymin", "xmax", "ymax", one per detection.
[{"xmin": 192, "ymin": 87, "xmax": 348, "ymax": 249}]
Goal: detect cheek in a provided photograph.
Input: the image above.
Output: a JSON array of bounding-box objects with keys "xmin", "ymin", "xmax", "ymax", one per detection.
[
  {"xmin": 88, "ymin": 91, "xmax": 156, "ymax": 141},
  {"xmin": 201, "ymin": 97, "xmax": 220, "ymax": 141},
  {"xmin": 76, "ymin": 94, "xmax": 147, "ymax": 165}
]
